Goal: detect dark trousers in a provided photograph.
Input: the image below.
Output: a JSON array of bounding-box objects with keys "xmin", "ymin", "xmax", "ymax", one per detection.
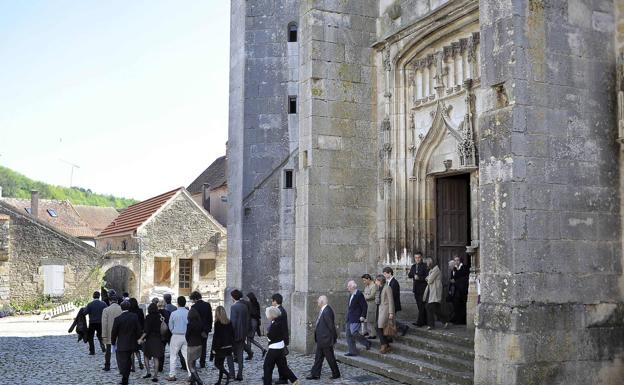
[
  {"xmin": 116, "ymin": 350, "xmax": 132, "ymax": 385},
  {"xmin": 451, "ymin": 299, "xmax": 467, "ymax": 325},
  {"xmin": 233, "ymin": 340, "xmax": 245, "ymax": 378},
  {"xmin": 377, "ymin": 328, "xmax": 389, "ymax": 346},
  {"xmin": 88, "ymin": 322, "xmax": 104, "ymax": 354},
  {"xmin": 200, "ymin": 336, "xmax": 208, "ymax": 367},
  {"xmin": 345, "ymin": 323, "xmax": 370, "ymax": 355},
  {"xmin": 426, "ymin": 302, "xmax": 445, "ymax": 328},
  {"xmin": 104, "ymin": 344, "xmax": 112, "ymax": 369},
  {"xmin": 310, "ymin": 345, "xmax": 340, "ymax": 378},
  {"xmin": 215, "ymin": 352, "xmax": 233, "ymax": 382},
  {"xmin": 414, "ymin": 285, "xmax": 428, "ymax": 326},
  {"xmin": 394, "ymin": 311, "xmax": 409, "ymax": 333},
  {"xmin": 263, "ymin": 348, "xmax": 297, "ymax": 385}
]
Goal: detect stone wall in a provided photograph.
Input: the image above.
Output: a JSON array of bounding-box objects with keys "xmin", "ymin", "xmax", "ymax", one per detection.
[
  {"xmin": 0, "ymin": 202, "xmax": 103, "ymax": 306},
  {"xmin": 139, "ymin": 193, "xmax": 227, "ymax": 307},
  {"xmin": 227, "ymin": 0, "xmax": 300, "ymax": 314},
  {"xmin": 476, "ymin": 0, "xmax": 624, "ymax": 384},
  {"xmin": 0, "ymin": 215, "xmax": 10, "ymax": 303},
  {"xmin": 292, "ymin": 0, "xmax": 379, "ymax": 353}
]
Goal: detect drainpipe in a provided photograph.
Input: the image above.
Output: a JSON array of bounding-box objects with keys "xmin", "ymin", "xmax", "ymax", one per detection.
[{"xmin": 131, "ymin": 234, "xmax": 143, "ymax": 303}]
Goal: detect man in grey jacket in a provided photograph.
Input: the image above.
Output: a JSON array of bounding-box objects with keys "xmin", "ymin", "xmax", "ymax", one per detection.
[
  {"xmin": 230, "ymin": 289, "xmax": 250, "ymax": 381},
  {"xmin": 101, "ymin": 292, "xmax": 122, "ymax": 371}
]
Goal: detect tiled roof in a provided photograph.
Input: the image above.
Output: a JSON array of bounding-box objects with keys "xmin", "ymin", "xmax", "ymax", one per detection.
[
  {"xmin": 1, "ymin": 198, "xmax": 97, "ymax": 238},
  {"xmin": 74, "ymin": 205, "xmax": 120, "ymax": 235},
  {"xmin": 98, "ymin": 187, "xmax": 183, "ymax": 238},
  {"xmin": 187, "ymin": 155, "xmax": 227, "ymax": 194}
]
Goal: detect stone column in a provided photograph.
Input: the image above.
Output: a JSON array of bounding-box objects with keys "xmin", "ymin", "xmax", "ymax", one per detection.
[
  {"xmin": 476, "ymin": 1, "xmax": 624, "ymax": 384},
  {"xmin": 292, "ymin": 0, "xmax": 378, "ymax": 353}
]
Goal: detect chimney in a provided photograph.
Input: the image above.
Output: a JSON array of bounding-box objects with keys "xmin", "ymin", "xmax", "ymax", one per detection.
[
  {"xmin": 202, "ymin": 183, "xmax": 211, "ymax": 212},
  {"xmin": 30, "ymin": 190, "xmax": 39, "ymax": 218}
]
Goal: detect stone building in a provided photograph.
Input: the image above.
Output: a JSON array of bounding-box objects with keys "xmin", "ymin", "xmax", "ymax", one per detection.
[
  {"xmin": 228, "ymin": 0, "xmax": 624, "ymax": 384},
  {"xmin": 0, "ymin": 200, "xmax": 103, "ymax": 307},
  {"xmin": 96, "ymin": 187, "xmax": 227, "ymax": 306},
  {"xmin": 188, "ymin": 155, "xmax": 229, "ymax": 226}
]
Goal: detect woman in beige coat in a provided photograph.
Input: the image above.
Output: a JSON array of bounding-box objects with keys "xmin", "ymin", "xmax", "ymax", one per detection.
[
  {"xmin": 424, "ymin": 258, "xmax": 446, "ymax": 330},
  {"xmin": 375, "ymin": 274, "xmax": 394, "ymax": 354},
  {"xmin": 361, "ymin": 274, "xmax": 378, "ymax": 338}
]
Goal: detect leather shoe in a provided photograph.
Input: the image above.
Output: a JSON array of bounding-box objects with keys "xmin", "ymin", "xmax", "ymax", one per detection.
[
  {"xmin": 102, "ymin": 367, "xmax": 110, "ymax": 371},
  {"xmin": 305, "ymin": 375, "xmax": 320, "ymax": 380},
  {"xmin": 344, "ymin": 353, "xmax": 357, "ymax": 357},
  {"xmin": 401, "ymin": 326, "xmax": 409, "ymax": 336},
  {"xmin": 330, "ymin": 374, "xmax": 341, "ymax": 379},
  {"xmin": 275, "ymin": 380, "xmax": 288, "ymax": 384}
]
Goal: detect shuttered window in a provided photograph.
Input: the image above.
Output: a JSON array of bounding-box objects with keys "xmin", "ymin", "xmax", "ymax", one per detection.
[
  {"xmin": 199, "ymin": 259, "xmax": 216, "ymax": 280},
  {"xmin": 43, "ymin": 265, "xmax": 64, "ymax": 296},
  {"xmin": 154, "ymin": 257, "xmax": 171, "ymax": 286}
]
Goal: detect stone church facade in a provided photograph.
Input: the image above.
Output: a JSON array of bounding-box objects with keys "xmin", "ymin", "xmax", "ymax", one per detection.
[{"xmin": 228, "ymin": 0, "xmax": 624, "ymax": 383}]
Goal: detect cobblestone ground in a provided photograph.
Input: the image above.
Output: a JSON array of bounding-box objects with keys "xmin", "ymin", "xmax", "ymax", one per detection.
[{"xmin": 0, "ymin": 317, "xmax": 396, "ymax": 385}]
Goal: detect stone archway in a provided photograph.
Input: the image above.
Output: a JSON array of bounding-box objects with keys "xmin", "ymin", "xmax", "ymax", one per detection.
[{"xmin": 103, "ymin": 265, "xmax": 136, "ymax": 297}]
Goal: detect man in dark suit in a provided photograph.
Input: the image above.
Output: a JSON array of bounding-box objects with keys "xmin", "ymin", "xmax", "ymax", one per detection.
[
  {"xmin": 230, "ymin": 289, "xmax": 250, "ymax": 381},
  {"xmin": 272, "ymin": 293, "xmax": 290, "ymax": 384},
  {"xmin": 190, "ymin": 290, "xmax": 213, "ymax": 368},
  {"xmin": 84, "ymin": 291, "xmax": 108, "ymax": 355},
  {"xmin": 344, "ymin": 280, "xmax": 371, "ymax": 356},
  {"xmin": 408, "ymin": 252, "xmax": 429, "ymax": 327},
  {"xmin": 111, "ymin": 301, "xmax": 141, "ymax": 385},
  {"xmin": 306, "ymin": 295, "xmax": 341, "ymax": 380},
  {"xmin": 383, "ymin": 267, "xmax": 409, "ymax": 336}
]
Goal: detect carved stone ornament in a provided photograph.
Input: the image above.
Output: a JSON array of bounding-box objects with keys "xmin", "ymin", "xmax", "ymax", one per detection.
[
  {"xmin": 381, "ymin": 116, "xmax": 391, "ymax": 131},
  {"xmin": 386, "ymin": 2, "xmax": 402, "ymax": 20},
  {"xmin": 383, "ymin": 47, "xmax": 392, "ymax": 72}
]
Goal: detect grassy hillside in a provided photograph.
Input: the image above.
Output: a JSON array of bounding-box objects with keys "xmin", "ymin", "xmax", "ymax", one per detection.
[{"xmin": 0, "ymin": 166, "xmax": 137, "ymax": 209}]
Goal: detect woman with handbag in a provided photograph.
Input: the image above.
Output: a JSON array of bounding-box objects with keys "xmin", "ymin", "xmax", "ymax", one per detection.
[
  {"xmin": 375, "ymin": 274, "xmax": 395, "ymax": 354},
  {"xmin": 139, "ymin": 303, "xmax": 165, "ymax": 382},
  {"xmin": 424, "ymin": 258, "xmax": 446, "ymax": 329}
]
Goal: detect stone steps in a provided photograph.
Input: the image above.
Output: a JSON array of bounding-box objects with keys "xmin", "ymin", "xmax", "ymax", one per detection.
[{"xmin": 335, "ymin": 325, "xmax": 474, "ymax": 385}]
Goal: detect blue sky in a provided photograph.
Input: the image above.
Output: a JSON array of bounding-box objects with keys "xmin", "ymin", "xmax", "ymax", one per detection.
[{"xmin": 0, "ymin": 1, "xmax": 230, "ymax": 200}]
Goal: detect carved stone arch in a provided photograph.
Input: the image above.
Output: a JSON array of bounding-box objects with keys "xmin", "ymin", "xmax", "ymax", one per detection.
[{"xmin": 410, "ymin": 100, "xmax": 464, "ymax": 257}]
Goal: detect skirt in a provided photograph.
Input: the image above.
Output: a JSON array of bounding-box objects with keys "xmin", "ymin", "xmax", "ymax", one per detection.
[
  {"xmin": 187, "ymin": 345, "xmax": 202, "ymax": 363},
  {"xmin": 143, "ymin": 335, "xmax": 165, "ymax": 359}
]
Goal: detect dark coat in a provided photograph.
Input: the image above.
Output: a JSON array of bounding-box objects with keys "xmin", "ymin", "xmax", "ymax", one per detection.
[
  {"xmin": 211, "ymin": 320, "xmax": 235, "ymax": 361},
  {"xmin": 451, "ymin": 264, "xmax": 470, "ymax": 301},
  {"xmin": 278, "ymin": 305, "xmax": 290, "ymax": 346},
  {"xmin": 388, "ymin": 277, "xmax": 402, "ymax": 312},
  {"xmin": 186, "ymin": 319, "xmax": 203, "ymax": 347},
  {"xmin": 408, "ymin": 262, "xmax": 429, "ymax": 293},
  {"xmin": 130, "ymin": 308, "xmax": 145, "ymax": 332},
  {"xmin": 314, "ymin": 305, "xmax": 337, "ymax": 349},
  {"xmin": 84, "ymin": 299, "xmax": 107, "ymax": 324},
  {"xmin": 111, "ymin": 311, "xmax": 141, "ymax": 352},
  {"xmin": 346, "ymin": 290, "xmax": 368, "ymax": 323},
  {"xmin": 68, "ymin": 307, "xmax": 89, "ymax": 343},
  {"xmin": 267, "ymin": 317, "xmax": 288, "ymax": 345},
  {"xmin": 192, "ymin": 300, "xmax": 213, "ymax": 334},
  {"xmin": 230, "ymin": 301, "xmax": 250, "ymax": 342}
]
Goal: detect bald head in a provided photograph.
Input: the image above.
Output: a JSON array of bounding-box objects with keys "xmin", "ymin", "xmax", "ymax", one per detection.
[{"xmin": 317, "ymin": 295, "xmax": 328, "ymax": 309}]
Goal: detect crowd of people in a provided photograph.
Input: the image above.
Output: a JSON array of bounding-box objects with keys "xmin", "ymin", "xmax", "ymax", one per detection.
[{"xmin": 69, "ymin": 252, "xmax": 469, "ymax": 385}]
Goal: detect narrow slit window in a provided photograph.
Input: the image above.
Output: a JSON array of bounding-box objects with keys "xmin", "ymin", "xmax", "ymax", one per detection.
[
  {"xmin": 288, "ymin": 96, "xmax": 297, "ymax": 114},
  {"xmin": 288, "ymin": 23, "xmax": 298, "ymax": 42},
  {"xmin": 284, "ymin": 170, "xmax": 294, "ymax": 189},
  {"xmin": 47, "ymin": 209, "xmax": 57, "ymax": 217}
]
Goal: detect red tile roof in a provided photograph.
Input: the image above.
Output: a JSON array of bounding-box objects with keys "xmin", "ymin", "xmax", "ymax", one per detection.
[
  {"xmin": 2, "ymin": 198, "xmax": 97, "ymax": 238},
  {"xmin": 98, "ymin": 188, "xmax": 182, "ymax": 238}
]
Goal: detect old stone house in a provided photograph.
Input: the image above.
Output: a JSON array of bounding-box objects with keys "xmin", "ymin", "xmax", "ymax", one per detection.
[
  {"xmin": 228, "ymin": 0, "xmax": 624, "ymax": 384},
  {"xmin": 188, "ymin": 155, "xmax": 228, "ymax": 226},
  {"xmin": 0, "ymin": 200, "xmax": 103, "ymax": 307},
  {"xmin": 96, "ymin": 187, "xmax": 227, "ymax": 307}
]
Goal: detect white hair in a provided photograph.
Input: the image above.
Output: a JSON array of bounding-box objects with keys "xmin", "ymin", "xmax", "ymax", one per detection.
[
  {"xmin": 318, "ymin": 295, "xmax": 328, "ymax": 305},
  {"xmin": 347, "ymin": 280, "xmax": 357, "ymax": 289},
  {"xmin": 266, "ymin": 306, "xmax": 281, "ymax": 320}
]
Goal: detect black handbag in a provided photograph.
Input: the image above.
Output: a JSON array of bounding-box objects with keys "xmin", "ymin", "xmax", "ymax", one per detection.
[{"xmin": 447, "ymin": 283, "xmax": 456, "ymax": 302}]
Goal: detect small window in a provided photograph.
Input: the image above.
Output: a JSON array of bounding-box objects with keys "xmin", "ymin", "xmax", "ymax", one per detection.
[
  {"xmin": 284, "ymin": 170, "xmax": 294, "ymax": 189},
  {"xmin": 220, "ymin": 196, "xmax": 227, "ymax": 202},
  {"xmin": 288, "ymin": 22, "xmax": 298, "ymax": 42},
  {"xmin": 47, "ymin": 209, "xmax": 57, "ymax": 217},
  {"xmin": 121, "ymin": 240, "xmax": 127, "ymax": 251},
  {"xmin": 25, "ymin": 208, "xmax": 32, "ymax": 214},
  {"xmin": 288, "ymin": 96, "xmax": 297, "ymax": 114},
  {"xmin": 154, "ymin": 257, "xmax": 171, "ymax": 286},
  {"xmin": 199, "ymin": 259, "xmax": 216, "ymax": 280}
]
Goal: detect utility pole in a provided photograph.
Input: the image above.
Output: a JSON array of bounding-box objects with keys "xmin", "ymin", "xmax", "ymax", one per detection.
[{"xmin": 59, "ymin": 159, "xmax": 80, "ymax": 187}]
